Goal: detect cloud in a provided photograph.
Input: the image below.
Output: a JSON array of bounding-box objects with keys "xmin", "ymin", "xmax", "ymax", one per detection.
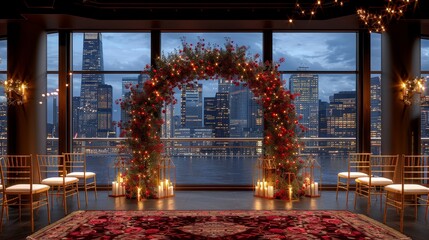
[{"xmin": 273, "ymin": 32, "xmax": 357, "ymax": 71}]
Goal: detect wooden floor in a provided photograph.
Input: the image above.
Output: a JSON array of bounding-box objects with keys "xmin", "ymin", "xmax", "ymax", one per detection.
[{"xmin": 0, "ymin": 190, "xmax": 427, "ymax": 240}]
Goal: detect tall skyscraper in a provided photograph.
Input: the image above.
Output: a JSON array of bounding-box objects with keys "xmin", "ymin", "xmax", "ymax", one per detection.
[
  {"xmin": 370, "ymin": 76, "xmax": 381, "ymax": 138},
  {"xmin": 289, "ymin": 69, "xmax": 319, "ymax": 138},
  {"xmin": 72, "ymin": 96, "xmax": 80, "ymax": 137},
  {"xmin": 180, "ymin": 83, "xmax": 203, "ymax": 129},
  {"xmin": 121, "ymin": 76, "xmax": 138, "ymax": 127},
  {"xmin": 204, "ymin": 97, "xmax": 217, "ymax": 129},
  {"xmin": 327, "ymin": 91, "xmax": 356, "ymax": 137},
  {"xmin": 318, "ymin": 100, "xmax": 329, "ymax": 137},
  {"xmin": 79, "ymin": 33, "xmax": 114, "ymax": 138},
  {"xmin": 52, "ymin": 96, "xmax": 58, "ymax": 137},
  {"xmin": 0, "ymin": 100, "xmax": 7, "ymax": 145},
  {"xmin": 97, "ymin": 84, "xmax": 113, "ymax": 137},
  {"xmin": 79, "ymin": 33, "xmax": 105, "ymax": 137},
  {"xmin": 215, "ymin": 92, "xmax": 230, "ymax": 138},
  {"xmin": 247, "ymin": 96, "xmax": 263, "ymax": 137},
  {"xmin": 229, "ymin": 84, "xmax": 250, "ymax": 137}
]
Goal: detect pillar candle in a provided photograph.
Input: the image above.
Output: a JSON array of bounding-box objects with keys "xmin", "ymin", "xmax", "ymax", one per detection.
[
  {"xmin": 168, "ymin": 186, "xmax": 174, "ymax": 196},
  {"xmin": 112, "ymin": 181, "xmax": 117, "ymax": 195},
  {"xmin": 137, "ymin": 187, "xmax": 141, "ymax": 201},
  {"xmin": 310, "ymin": 183, "xmax": 315, "ymax": 196},
  {"xmin": 267, "ymin": 185, "xmax": 274, "ymax": 198},
  {"xmin": 314, "ymin": 182, "xmax": 319, "ymax": 195},
  {"xmin": 288, "ymin": 185, "xmax": 292, "ymax": 200}
]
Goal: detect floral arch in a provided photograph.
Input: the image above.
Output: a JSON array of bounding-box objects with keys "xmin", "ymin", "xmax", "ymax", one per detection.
[{"xmin": 118, "ymin": 39, "xmax": 305, "ymax": 199}]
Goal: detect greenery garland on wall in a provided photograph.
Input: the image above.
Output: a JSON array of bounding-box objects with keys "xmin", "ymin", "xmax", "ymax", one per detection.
[{"xmin": 118, "ymin": 38, "xmax": 305, "ymax": 199}]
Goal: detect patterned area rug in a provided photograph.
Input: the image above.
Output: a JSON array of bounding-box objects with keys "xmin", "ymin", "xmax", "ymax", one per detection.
[{"xmin": 27, "ymin": 210, "xmax": 410, "ymax": 239}]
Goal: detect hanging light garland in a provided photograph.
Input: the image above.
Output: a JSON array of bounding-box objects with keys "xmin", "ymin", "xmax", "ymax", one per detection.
[
  {"xmin": 356, "ymin": 0, "xmax": 420, "ymax": 32},
  {"xmin": 288, "ymin": 0, "xmax": 347, "ymax": 23},
  {"xmin": 287, "ymin": 1, "xmax": 419, "ymax": 33}
]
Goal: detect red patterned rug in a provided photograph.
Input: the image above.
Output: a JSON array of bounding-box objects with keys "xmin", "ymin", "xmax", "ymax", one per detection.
[{"xmin": 27, "ymin": 210, "xmax": 410, "ymax": 239}]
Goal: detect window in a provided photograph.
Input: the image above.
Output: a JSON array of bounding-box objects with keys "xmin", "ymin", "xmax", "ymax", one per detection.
[
  {"xmin": 421, "ymin": 38, "xmax": 429, "ymax": 153},
  {"xmin": 161, "ymin": 32, "xmax": 263, "ymax": 185},
  {"xmin": 274, "ymin": 32, "xmax": 358, "ymax": 185},
  {"xmin": 46, "ymin": 33, "xmax": 59, "ymax": 153},
  {"xmin": 370, "ymin": 33, "xmax": 381, "ymax": 154},
  {"xmin": 71, "ymin": 32, "xmax": 150, "ymax": 185},
  {"xmin": 0, "ymin": 39, "xmax": 7, "ymax": 154}
]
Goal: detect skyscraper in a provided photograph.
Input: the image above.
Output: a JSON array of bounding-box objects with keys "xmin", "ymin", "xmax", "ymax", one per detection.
[
  {"xmin": 79, "ymin": 33, "xmax": 114, "ymax": 138},
  {"xmin": 370, "ymin": 76, "xmax": 382, "ymax": 154},
  {"xmin": 327, "ymin": 91, "xmax": 356, "ymax": 137},
  {"xmin": 121, "ymin": 76, "xmax": 138, "ymax": 128},
  {"xmin": 180, "ymin": 83, "xmax": 203, "ymax": 130},
  {"xmin": 72, "ymin": 96, "xmax": 80, "ymax": 137},
  {"xmin": 289, "ymin": 69, "xmax": 319, "ymax": 138},
  {"xmin": 97, "ymin": 84, "xmax": 113, "ymax": 137},
  {"xmin": 204, "ymin": 97, "xmax": 217, "ymax": 129},
  {"xmin": 214, "ymin": 92, "xmax": 230, "ymax": 138},
  {"xmin": 79, "ymin": 33, "xmax": 105, "ymax": 137},
  {"xmin": 229, "ymin": 84, "xmax": 250, "ymax": 137}
]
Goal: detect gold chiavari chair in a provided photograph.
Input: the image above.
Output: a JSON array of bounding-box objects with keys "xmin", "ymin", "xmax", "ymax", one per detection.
[
  {"xmin": 336, "ymin": 153, "xmax": 371, "ymax": 204},
  {"xmin": 354, "ymin": 154, "xmax": 399, "ymax": 213},
  {"xmin": 0, "ymin": 155, "xmax": 50, "ymax": 232},
  {"xmin": 384, "ymin": 154, "xmax": 429, "ymax": 232},
  {"xmin": 64, "ymin": 152, "xmax": 97, "ymax": 205},
  {"xmin": 37, "ymin": 154, "xmax": 80, "ymax": 215}
]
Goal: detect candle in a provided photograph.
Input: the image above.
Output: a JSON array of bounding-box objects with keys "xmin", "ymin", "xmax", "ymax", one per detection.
[
  {"xmin": 264, "ymin": 186, "xmax": 268, "ymax": 197},
  {"xmin": 137, "ymin": 187, "xmax": 141, "ymax": 201},
  {"xmin": 158, "ymin": 185, "xmax": 163, "ymax": 198},
  {"xmin": 310, "ymin": 183, "xmax": 315, "ymax": 196},
  {"xmin": 112, "ymin": 181, "xmax": 117, "ymax": 195},
  {"xmin": 267, "ymin": 185, "xmax": 274, "ymax": 198},
  {"xmin": 288, "ymin": 185, "xmax": 292, "ymax": 200},
  {"xmin": 168, "ymin": 186, "xmax": 174, "ymax": 196},
  {"xmin": 314, "ymin": 182, "xmax": 319, "ymax": 196}
]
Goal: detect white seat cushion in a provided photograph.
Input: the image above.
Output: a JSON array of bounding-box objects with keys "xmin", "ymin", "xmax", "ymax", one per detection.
[
  {"xmin": 6, "ymin": 184, "xmax": 50, "ymax": 194},
  {"xmin": 385, "ymin": 184, "xmax": 429, "ymax": 194},
  {"xmin": 356, "ymin": 176, "xmax": 393, "ymax": 186},
  {"xmin": 338, "ymin": 172, "xmax": 368, "ymax": 179},
  {"xmin": 42, "ymin": 177, "xmax": 79, "ymax": 186},
  {"xmin": 67, "ymin": 171, "xmax": 96, "ymax": 178}
]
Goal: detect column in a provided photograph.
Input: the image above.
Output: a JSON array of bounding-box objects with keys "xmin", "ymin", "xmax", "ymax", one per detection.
[
  {"xmin": 381, "ymin": 20, "xmax": 421, "ymax": 156},
  {"xmin": 357, "ymin": 29, "xmax": 371, "ymax": 153},
  {"xmin": 7, "ymin": 22, "xmax": 47, "ymax": 157}
]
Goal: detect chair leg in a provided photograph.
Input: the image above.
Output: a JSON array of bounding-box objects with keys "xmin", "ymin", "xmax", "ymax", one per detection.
[
  {"xmin": 30, "ymin": 195, "xmax": 34, "ymax": 232},
  {"xmin": 76, "ymin": 182, "xmax": 80, "ymax": 210},
  {"xmin": 83, "ymin": 178, "xmax": 88, "ymax": 206},
  {"xmin": 0, "ymin": 198, "xmax": 5, "ymax": 232},
  {"xmin": 336, "ymin": 177, "xmax": 340, "ymax": 200},
  {"xmin": 63, "ymin": 187, "xmax": 67, "ymax": 215},
  {"xmin": 46, "ymin": 191, "xmax": 51, "ymax": 224},
  {"xmin": 353, "ymin": 182, "xmax": 358, "ymax": 209},
  {"xmin": 345, "ymin": 179, "xmax": 350, "ymax": 205},
  {"xmin": 400, "ymin": 208, "xmax": 404, "ymax": 233},
  {"xmin": 367, "ymin": 185, "xmax": 371, "ymax": 214},
  {"xmin": 383, "ymin": 192, "xmax": 388, "ymax": 224},
  {"xmin": 93, "ymin": 176, "xmax": 98, "ymax": 199},
  {"xmin": 18, "ymin": 195, "xmax": 22, "ymax": 222}
]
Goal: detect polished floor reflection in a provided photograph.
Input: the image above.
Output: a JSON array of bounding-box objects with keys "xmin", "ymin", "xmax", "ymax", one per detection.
[{"xmin": 0, "ymin": 190, "xmax": 427, "ymax": 240}]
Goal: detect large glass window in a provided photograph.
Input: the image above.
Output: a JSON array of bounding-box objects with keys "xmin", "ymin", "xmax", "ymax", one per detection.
[
  {"xmin": 0, "ymin": 39, "xmax": 7, "ymax": 154},
  {"xmin": 370, "ymin": 33, "xmax": 382, "ymax": 155},
  {"xmin": 46, "ymin": 33, "xmax": 59, "ymax": 154},
  {"xmin": 71, "ymin": 32, "xmax": 151, "ymax": 185},
  {"xmin": 161, "ymin": 32, "xmax": 263, "ymax": 185},
  {"xmin": 421, "ymin": 38, "xmax": 429, "ymax": 153},
  {"xmin": 274, "ymin": 32, "xmax": 358, "ymax": 185}
]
